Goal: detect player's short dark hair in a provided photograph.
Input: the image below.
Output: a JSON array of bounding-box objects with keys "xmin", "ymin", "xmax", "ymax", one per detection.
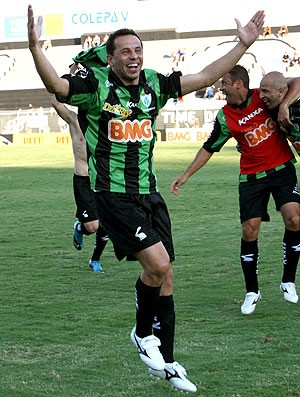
[
  {"xmin": 229, "ymin": 65, "xmax": 249, "ymax": 88},
  {"xmin": 106, "ymin": 28, "xmax": 143, "ymax": 56}
]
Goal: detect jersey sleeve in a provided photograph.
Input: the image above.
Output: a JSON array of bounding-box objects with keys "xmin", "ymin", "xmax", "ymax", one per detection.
[
  {"xmin": 159, "ymin": 71, "xmax": 182, "ymax": 96},
  {"xmin": 57, "ymin": 68, "xmax": 99, "ymax": 109},
  {"xmin": 203, "ymin": 109, "xmax": 232, "ymax": 152},
  {"xmin": 150, "ymin": 70, "xmax": 182, "ymax": 109}
]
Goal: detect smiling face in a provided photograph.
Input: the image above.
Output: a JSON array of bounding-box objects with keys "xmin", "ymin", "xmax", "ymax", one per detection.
[
  {"xmin": 107, "ymin": 34, "xmax": 143, "ymax": 86},
  {"xmin": 259, "ymin": 73, "xmax": 288, "ymax": 109},
  {"xmin": 220, "ymin": 73, "xmax": 241, "ymax": 105},
  {"xmin": 259, "ymin": 80, "xmax": 281, "ymax": 109}
]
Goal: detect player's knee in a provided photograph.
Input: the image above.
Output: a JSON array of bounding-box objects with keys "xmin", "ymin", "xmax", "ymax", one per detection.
[
  {"xmin": 285, "ymin": 213, "xmax": 300, "ymax": 231},
  {"xmin": 242, "ymin": 220, "xmax": 260, "ymax": 240},
  {"xmin": 161, "ymin": 266, "xmax": 174, "ymax": 293},
  {"xmin": 147, "ymin": 260, "xmax": 171, "ymax": 285},
  {"xmin": 84, "ymin": 220, "xmax": 99, "ymax": 233}
]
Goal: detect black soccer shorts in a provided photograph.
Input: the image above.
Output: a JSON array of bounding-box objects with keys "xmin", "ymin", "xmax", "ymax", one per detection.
[
  {"xmin": 94, "ymin": 191, "xmax": 175, "ymax": 262},
  {"xmin": 73, "ymin": 174, "xmax": 98, "ymax": 223},
  {"xmin": 239, "ymin": 163, "xmax": 300, "ymax": 223}
]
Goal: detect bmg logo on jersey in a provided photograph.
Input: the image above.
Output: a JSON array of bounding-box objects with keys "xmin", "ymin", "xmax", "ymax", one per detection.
[
  {"xmin": 108, "ymin": 119, "xmax": 153, "ymax": 142},
  {"xmin": 244, "ymin": 117, "xmax": 276, "ymax": 147}
]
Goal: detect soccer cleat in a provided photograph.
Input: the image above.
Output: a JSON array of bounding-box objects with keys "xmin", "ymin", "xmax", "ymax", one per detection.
[
  {"xmin": 149, "ymin": 361, "xmax": 197, "ymax": 393},
  {"xmin": 280, "ymin": 282, "xmax": 298, "ymax": 303},
  {"xmin": 130, "ymin": 326, "xmax": 165, "ymax": 371},
  {"xmin": 73, "ymin": 220, "xmax": 83, "ymax": 250},
  {"xmin": 89, "ymin": 260, "xmax": 104, "ymax": 273},
  {"xmin": 241, "ymin": 291, "xmax": 261, "ymax": 315}
]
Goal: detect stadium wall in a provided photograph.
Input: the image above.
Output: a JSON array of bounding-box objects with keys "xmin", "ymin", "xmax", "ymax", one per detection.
[{"xmin": 0, "ymin": 99, "xmax": 226, "ymax": 145}]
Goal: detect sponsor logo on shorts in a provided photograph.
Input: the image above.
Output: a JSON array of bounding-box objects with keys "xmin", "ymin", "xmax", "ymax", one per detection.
[
  {"xmin": 293, "ymin": 184, "xmax": 300, "ymax": 196},
  {"xmin": 135, "ymin": 226, "xmax": 147, "ymax": 241}
]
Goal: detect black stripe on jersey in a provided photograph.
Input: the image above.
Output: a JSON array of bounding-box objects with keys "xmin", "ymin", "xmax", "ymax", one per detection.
[
  {"xmin": 124, "ymin": 85, "xmax": 144, "ymax": 192},
  {"xmin": 122, "ymin": 73, "xmax": 159, "ymax": 193},
  {"xmin": 94, "ymin": 86, "xmax": 117, "ymax": 191}
]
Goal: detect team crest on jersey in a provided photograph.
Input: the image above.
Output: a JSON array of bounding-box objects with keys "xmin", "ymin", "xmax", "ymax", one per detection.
[{"xmin": 141, "ymin": 93, "xmax": 152, "ymax": 108}]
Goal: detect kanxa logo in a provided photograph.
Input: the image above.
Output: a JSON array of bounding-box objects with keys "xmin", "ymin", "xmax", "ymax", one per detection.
[{"xmin": 238, "ymin": 107, "xmax": 264, "ymax": 125}]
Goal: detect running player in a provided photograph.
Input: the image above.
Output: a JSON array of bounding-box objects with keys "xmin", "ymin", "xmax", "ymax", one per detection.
[{"xmin": 51, "ymin": 96, "xmax": 108, "ymax": 273}]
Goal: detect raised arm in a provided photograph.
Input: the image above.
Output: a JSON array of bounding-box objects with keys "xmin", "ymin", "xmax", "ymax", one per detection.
[
  {"xmin": 27, "ymin": 5, "xmax": 69, "ymax": 96},
  {"xmin": 170, "ymin": 147, "xmax": 213, "ymax": 196},
  {"xmin": 180, "ymin": 10, "xmax": 265, "ymax": 96}
]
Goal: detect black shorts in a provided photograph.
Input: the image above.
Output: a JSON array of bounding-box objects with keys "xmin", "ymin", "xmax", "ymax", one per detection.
[
  {"xmin": 94, "ymin": 191, "xmax": 175, "ymax": 262},
  {"xmin": 239, "ymin": 163, "xmax": 300, "ymax": 223},
  {"xmin": 73, "ymin": 174, "xmax": 98, "ymax": 223}
]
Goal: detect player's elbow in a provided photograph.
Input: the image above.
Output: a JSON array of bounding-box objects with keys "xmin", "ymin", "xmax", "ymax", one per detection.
[{"xmin": 46, "ymin": 78, "xmax": 69, "ymax": 97}]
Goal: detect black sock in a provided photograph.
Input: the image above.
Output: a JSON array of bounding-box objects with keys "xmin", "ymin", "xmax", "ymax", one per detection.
[
  {"xmin": 240, "ymin": 239, "xmax": 259, "ymax": 293},
  {"xmin": 90, "ymin": 226, "xmax": 108, "ymax": 261},
  {"xmin": 135, "ymin": 277, "xmax": 161, "ymax": 338},
  {"xmin": 153, "ymin": 295, "xmax": 175, "ymax": 363},
  {"xmin": 282, "ymin": 229, "xmax": 300, "ymax": 283}
]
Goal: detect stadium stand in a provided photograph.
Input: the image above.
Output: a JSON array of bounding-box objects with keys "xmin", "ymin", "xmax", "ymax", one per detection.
[
  {"xmin": 0, "ymin": 88, "xmax": 52, "ymax": 110},
  {"xmin": 0, "ymin": 46, "xmax": 82, "ymax": 91},
  {"xmin": 0, "ymin": 28, "xmax": 299, "ymax": 134},
  {"xmin": 0, "ymin": 45, "xmax": 82, "ymax": 110},
  {"xmin": 0, "ymin": 53, "xmax": 15, "ymax": 80}
]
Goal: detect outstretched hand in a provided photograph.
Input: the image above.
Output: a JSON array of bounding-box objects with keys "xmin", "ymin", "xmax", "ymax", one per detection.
[
  {"xmin": 170, "ymin": 174, "xmax": 188, "ymax": 196},
  {"xmin": 26, "ymin": 4, "xmax": 70, "ymax": 97},
  {"xmin": 28, "ymin": 5, "xmax": 43, "ymax": 47},
  {"xmin": 235, "ymin": 10, "xmax": 265, "ymax": 48}
]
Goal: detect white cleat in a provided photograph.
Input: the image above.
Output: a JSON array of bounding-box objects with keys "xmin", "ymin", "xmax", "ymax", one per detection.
[
  {"xmin": 130, "ymin": 326, "xmax": 165, "ymax": 371},
  {"xmin": 241, "ymin": 291, "xmax": 261, "ymax": 315},
  {"xmin": 149, "ymin": 361, "xmax": 197, "ymax": 393},
  {"xmin": 280, "ymin": 282, "xmax": 298, "ymax": 303}
]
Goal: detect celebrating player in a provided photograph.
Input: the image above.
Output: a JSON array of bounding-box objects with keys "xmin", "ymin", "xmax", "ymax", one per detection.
[
  {"xmin": 171, "ymin": 65, "xmax": 300, "ymax": 315},
  {"xmin": 28, "ymin": 4, "xmax": 264, "ymax": 392}
]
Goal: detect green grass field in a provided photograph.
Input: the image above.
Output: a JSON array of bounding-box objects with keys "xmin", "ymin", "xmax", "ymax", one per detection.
[{"xmin": 1, "ymin": 142, "xmax": 300, "ymax": 397}]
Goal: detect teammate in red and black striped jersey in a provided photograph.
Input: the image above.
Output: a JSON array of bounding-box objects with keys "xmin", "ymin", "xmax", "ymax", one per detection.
[
  {"xmin": 171, "ymin": 65, "xmax": 300, "ymax": 316},
  {"xmin": 28, "ymin": 5, "xmax": 264, "ymax": 392},
  {"xmin": 259, "ymin": 71, "xmax": 300, "ymax": 155}
]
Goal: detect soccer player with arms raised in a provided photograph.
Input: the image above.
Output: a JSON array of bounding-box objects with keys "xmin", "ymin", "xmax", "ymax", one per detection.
[{"xmin": 28, "ymin": 5, "xmax": 264, "ymax": 392}]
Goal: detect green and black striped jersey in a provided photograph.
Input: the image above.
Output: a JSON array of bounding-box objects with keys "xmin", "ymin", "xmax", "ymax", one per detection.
[
  {"xmin": 285, "ymin": 97, "xmax": 300, "ymax": 155},
  {"xmin": 270, "ymin": 97, "xmax": 300, "ymax": 155},
  {"xmin": 60, "ymin": 67, "xmax": 182, "ymax": 193}
]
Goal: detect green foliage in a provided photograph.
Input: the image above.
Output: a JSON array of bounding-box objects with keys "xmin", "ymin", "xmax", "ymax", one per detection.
[{"xmin": 1, "ymin": 143, "xmax": 300, "ymax": 397}]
